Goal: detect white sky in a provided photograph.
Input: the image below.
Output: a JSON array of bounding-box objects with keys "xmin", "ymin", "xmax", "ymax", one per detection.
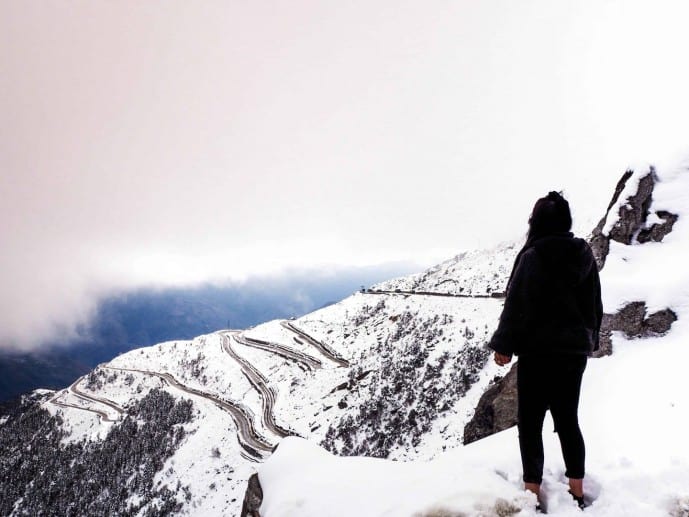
[{"xmin": 2, "ymin": 0, "xmax": 689, "ymax": 350}]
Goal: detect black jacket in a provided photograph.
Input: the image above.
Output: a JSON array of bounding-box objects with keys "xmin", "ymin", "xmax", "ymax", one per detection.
[{"xmin": 488, "ymin": 232, "xmax": 603, "ymax": 357}]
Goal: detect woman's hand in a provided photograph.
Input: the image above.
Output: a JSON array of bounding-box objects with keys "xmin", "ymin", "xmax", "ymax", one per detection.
[{"xmin": 494, "ymin": 352, "xmax": 513, "ymax": 366}]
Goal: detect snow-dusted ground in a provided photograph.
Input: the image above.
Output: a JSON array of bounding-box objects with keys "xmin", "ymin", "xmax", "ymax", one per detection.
[
  {"xmin": 259, "ymin": 324, "xmax": 689, "ymax": 516},
  {"xmin": 298, "ymin": 292, "xmax": 505, "ymax": 460},
  {"xmin": 257, "ymin": 162, "xmax": 689, "ymax": 516},
  {"xmin": 373, "ymin": 241, "xmax": 520, "ymax": 296}
]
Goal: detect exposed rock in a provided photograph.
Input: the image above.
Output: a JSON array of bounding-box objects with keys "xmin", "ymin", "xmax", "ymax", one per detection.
[
  {"xmin": 638, "ymin": 210, "xmax": 679, "ymax": 243},
  {"xmin": 610, "ymin": 301, "xmax": 647, "ymax": 337},
  {"xmin": 588, "ymin": 229, "xmax": 610, "ymax": 272},
  {"xmin": 463, "ymin": 364, "xmax": 518, "ymax": 445},
  {"xmin": 589, "ymin": 169, "xmax": 656, "ymax": 270},
  {"xmin": 592, "ymin": 313, "xmax": 615, "ymax": 358},
  {"xmin": 589, "ymin": 167, "xmax": 679, "ymax": 270},
  {"xmin": 644, "ymin": 308, "xmax": 678, "ymax": 335},
  {"xmin": 596, "ymin": 301, "xmax": 677, "ymax": 356},
  {"xmin": 241, "ymin": 473, "xmax": 263, "ymax": 517},
  {"xmin": 589, "ymin": 170, "xmax": 633, "ymax": 269},
  {"xmin": 607, "ymin": 171, "xmax": 655, "ymax": 245}
]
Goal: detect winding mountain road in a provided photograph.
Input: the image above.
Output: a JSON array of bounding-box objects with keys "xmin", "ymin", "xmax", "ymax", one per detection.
[
  {"xmin": 364, "ymin": 288, "xmax": 505, "ymax": 299},
  {"xmin": 280, "ymin": 321, "xmax": 350, "ymax": 367},
  {"xmin": 219, "ymin": 332, "xmax": 294, "ymax": 439},
  {"xmin": 48, "ymin": 375, "xmax": 124, "ymax": 423},
  {"xmin": 50, "ymin": 393, "xmax": 119, "ymax": 423},
  {"xmin": 69, "ymin": 377, "xmax": 124, "ymax": 417},
  {"xmin": 103, "ymin": 365, "xmax": 273, "ymax": 462},
  {"xmin": 234, "ymin": 333, "xmax": 322, "ymax": 372}
]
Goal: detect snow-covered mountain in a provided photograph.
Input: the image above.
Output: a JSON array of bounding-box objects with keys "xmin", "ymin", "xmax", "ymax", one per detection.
[
  {"xmin": 1, "ymin": 160, "xmax": 686, "ymax": 516},
  {"xmin": 0, "ymin": 251, "xmax": 516, "ymax": 515}
]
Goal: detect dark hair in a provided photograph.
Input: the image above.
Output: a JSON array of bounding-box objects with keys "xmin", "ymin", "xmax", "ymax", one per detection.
[{"xmin": 527, "ymin": 191, "xmax": 572, "ymax": 240}]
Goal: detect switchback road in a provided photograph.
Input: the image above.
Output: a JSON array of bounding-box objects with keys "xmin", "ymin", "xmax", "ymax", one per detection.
[
  {"xmin": 69, "ymin": 376, "xmax": 124, "ymax": 417},
  {"xmin": 280, "ymin": 321, "xmax": 350, "ymax": 367},
  {"xmin": 234, "ymin": 333, "xmax": 322, "ymax": 372},
  {"xmin": 103, "ymin": 365, "xmax": 273, "ymax": 462},
  {"xmin": 50, "ymin": 393, "xmax": 119, "ymax": 423},
  {"xmin": 219, "ymin": 332, "xmax": 293, "ymax": 439},
  {"xmin": 364, "ymin": 289, "xmax": 505, "ymax": 299}
]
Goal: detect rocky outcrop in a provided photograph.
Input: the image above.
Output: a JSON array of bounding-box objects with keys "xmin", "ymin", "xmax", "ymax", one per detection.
[
  {"xmin": 463, "ymin": 365, "xmax": 518, "ymax": 445},
  {"xmin": 589, "ymin": 167, "xmax": 678, "ymax": 270},
  {"xmin": 607, "ymin": 171, "xmax": 656, "ymax": 245},
  {"xmin": 241, "ymin": 473, "xmax": 263, "ymax": 517},
  {"xmin": 464, "ymin": 166, "xmax": 680, "ymax": 443},
  {"xmin": 596, "ymin": 301, "xmax": 677, "ymax": 355},
  {"xmin": 637, "ymin": 210, "xmax": 679, "ymax": 243}
]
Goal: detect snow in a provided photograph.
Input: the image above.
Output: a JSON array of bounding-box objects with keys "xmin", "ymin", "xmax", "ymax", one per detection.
[
  {"xmin": 374, "ymin": 241, "xmax": 519, "ymax": 296},
  {"xmin": 600, "ymin": 165, "xmax": 689, "ymax": 314},
  {"xmin": 151, "ymin": 392, "xmax": 253, "ymax": 516},
  {"xmin": 258, "ymin": 161, "xmax": 689, "ymax": 516},
  {"xmin": 259, "ymin": 326, "xmax": 689, "ymax": 516}
]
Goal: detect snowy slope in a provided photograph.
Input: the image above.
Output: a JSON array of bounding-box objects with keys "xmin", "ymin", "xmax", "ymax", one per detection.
[
  {"xmin": 259, "ymin": 319, "xmax": 689, "ymax": 516},
  {"xmin": 373, "ymin": 241, "xmax": 519, "ymax": 296},
  {"xmin": 257, "ymin": 162, "xmax": 689, "ymax": 516},
  {"xmin": 15, "ymin": 241, "xmax": 517, "ymax": 515},
  {"xmin": 0, "ymin": 269, "xmax": 523, "ymax": 515}
]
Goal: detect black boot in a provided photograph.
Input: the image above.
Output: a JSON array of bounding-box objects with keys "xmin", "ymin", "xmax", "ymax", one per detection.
[{"xmin": 568, "ymin": 490, "xmax": 586, "ymax": 510}]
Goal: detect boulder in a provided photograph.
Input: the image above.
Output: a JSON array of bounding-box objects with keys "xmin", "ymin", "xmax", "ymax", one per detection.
[
  {"xmin": 241, "ymin": 473, "xmax": 263, "ymax": 517},
  {"xmin": 596, "ymin": 301, "xmax": 677, "ymax": 356},
  {"xmin": 463, "ymin": 365, "xmax": 518, "ymax": 445},
  {"xmin": 637, "ymin": 210, "xmax": 679, "ymax": 243}
]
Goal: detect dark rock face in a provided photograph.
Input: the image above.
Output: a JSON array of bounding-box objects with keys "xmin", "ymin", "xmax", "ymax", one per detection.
[
  {"xmin": 637, "ymin": 210, "xmax": 679, "ymax": 243},
  {"xmin": 241, "ymin": 473, "xmax": 263, "ymax": 517},
  {"xmin": 589, "ymin": 169, "xmax": 635, "ymax": 269},
  {"xmin": 597, "ymin": 301, "xmax": 677, "ymax": 354},
  {"xmin": 644, "ymin": 308, "xmax": 678, "ymax": 335},
  {"xmin": 588, "ymin": 228, "xmax": 611, "ymax": 273},
  {"xmin": 593, "ymin": 313, "xmax": 616, "ymax": 357},
  {"xmin": 607, "ymin": 171, "xmax": 656, "ymax": 245},
  {"xmin": 589, "ymin": 167, "xmax": 679, "ymax": 270},
  {"xmin": 589, "ymin": 170, "xmax": 654, "ymax": 269},
  {"xmin": 463, "ymin": 364, "xmax": 518, "ymax": 445}
]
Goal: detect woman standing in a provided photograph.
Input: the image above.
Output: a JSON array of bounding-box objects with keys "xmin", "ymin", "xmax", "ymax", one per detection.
[{"xmin": 488, "ymin": 191, "xmax": 603, "ymax": 510}]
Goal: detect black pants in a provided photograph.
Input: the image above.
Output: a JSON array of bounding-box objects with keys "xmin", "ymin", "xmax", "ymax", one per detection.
[{"xmin": 517, "ymin": 354, "xmax": 587, "ymax": 484}]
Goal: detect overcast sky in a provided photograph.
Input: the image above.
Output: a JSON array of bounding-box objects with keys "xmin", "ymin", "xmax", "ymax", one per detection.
[{"xmin": 2, "ymin": 0, "xmax": 689, "ymax": 351}]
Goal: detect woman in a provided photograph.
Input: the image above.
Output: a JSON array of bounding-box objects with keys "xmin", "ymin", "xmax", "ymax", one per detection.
[{"xmin": 488, "ymin": 191, "xmax": 603, "ymax": 511}]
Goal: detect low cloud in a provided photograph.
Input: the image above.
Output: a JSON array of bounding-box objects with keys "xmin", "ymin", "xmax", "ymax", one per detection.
[
  {"xmin": 0, "ymin": 235, "xmax": 421, "ymax": 352},
  {"xmin": 3, "ymin": 1, "xmax": 689, "ymax": 351}
]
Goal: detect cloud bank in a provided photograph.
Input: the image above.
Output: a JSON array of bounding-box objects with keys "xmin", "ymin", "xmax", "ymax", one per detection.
[{"xmin": 2, "ymin": 1, "xmax": 689, "ymax": 350}]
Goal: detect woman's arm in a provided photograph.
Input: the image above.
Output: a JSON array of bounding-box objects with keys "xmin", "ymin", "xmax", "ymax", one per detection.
[{"xmin": 487, "ymin": 248, "xmax": 538, "ymax": 358}]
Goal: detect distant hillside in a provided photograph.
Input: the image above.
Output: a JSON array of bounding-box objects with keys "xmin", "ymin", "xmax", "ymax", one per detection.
[
  {"xmin": 0, "ymin": 264, "xmax": 416, "ymax": 402},
  {"xmin": 0, "ymin": 351, "xmax": 89, "ymax": 403}
]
